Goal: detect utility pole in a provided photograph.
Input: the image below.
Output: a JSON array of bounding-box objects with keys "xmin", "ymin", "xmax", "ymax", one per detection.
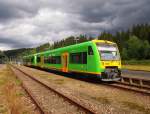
[
  {"xmin": 74, "ymin": 37, "xmax": 79, "ymax": 44},
  {"xmin": 49, "ymin": 42, "xmax": 51, "ymax": 49}
]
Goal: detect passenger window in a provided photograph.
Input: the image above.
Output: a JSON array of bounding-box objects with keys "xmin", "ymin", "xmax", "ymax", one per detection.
[
  {"xmin": 70, "ymin": 52, "xmax": 87, "ymax": 64},
  {"xmin": 88, "ymin": 46, "xmax": 94, "ymax": 55},
  {"xmin": 82, "ymin": 52, "xmax": 87, "ymax": 64},
  {"xmin": 44, "ymin": 56, "xmax": 61, "ymax": 64}
]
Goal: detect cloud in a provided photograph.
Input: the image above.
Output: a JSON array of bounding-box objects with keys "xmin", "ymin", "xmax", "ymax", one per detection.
[{"xmin": 0, "ymin": 0, "xmax": 149, "ymax": 50}]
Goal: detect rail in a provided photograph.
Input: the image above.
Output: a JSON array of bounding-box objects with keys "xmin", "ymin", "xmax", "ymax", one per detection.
[
  {"xmin": 10, "ymin": 65, "xmax": 97, "ymax": 114},
  {"xmin": 117, "ymin": 76, "xmax": 150, "ymax": 89}
]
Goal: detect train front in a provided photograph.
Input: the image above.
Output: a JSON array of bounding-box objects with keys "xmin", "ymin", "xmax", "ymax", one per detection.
[{"xmin": 95, "ymin": 40, "xmax": 121, "ymax": 81}]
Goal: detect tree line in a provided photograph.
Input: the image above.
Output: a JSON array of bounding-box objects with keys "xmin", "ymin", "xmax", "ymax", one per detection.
[{"xmin": 3, "ymin": 23, "xmax": 150, "ymax": 60}]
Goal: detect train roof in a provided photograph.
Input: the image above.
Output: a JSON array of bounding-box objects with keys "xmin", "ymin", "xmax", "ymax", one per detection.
[{"xmin": 23, "ymin": 40, "xmax": 116, "ymax": 58}]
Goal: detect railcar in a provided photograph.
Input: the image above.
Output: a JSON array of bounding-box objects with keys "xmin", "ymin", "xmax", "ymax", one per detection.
[{"xmin": 23, "ymin": 40, "xmax": 121, "ymax": 81}]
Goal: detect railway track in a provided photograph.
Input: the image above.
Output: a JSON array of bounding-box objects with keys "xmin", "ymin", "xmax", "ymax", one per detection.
[
  {"xmin": 105, "ymin": 76, "xmax": 150, "ymax": 95},
  {"xmin": 13, "ymin": 64, "xmax": 150, "ymax": 96},
  {"xmin": 10, "ymin": 65, "xmax": 97, "ymax": 114}
]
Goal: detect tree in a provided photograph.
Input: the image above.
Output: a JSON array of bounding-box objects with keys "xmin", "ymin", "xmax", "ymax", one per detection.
[
  {"xmin": 139, "ymin": 40, "xmax": 150, "ymax": 59},
  {"xmin": 127, "ymin": 35, "xmax": 142, "ymax": 59},
  {"xmin": 98, "ymin": 31, "xmax": 114, "ymax": 41},
  {"xmin": 3, "ymin": 23, "xmax": 150, "ymax": 60},
  {"xmin": 121, "ymin": 48, "xmax": 129, "ymax": 60}
]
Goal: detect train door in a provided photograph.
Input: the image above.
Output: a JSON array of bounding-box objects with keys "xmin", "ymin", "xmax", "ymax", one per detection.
[
  {"xmin": 62, "ymin": 53, "xmax": 68, "ymax": 72},
  {"xmin": 40, "ymin": 56, "xmax": 44, "ymax": 67},
  {"xmin": 87, "ymin": 46, "xmax": 94, "ymax": 72}
]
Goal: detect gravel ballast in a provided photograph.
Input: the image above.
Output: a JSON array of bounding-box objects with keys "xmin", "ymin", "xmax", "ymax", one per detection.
[
  {"xmin": 16, "ymin": 65, "xmax": 150, "ymax": 114},
  {"xmin": 12, "ymin": 66, "xmax": 92, "ymax": 114}
]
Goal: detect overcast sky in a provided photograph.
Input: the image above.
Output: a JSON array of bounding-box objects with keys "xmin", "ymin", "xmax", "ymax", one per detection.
[{"xmin": 0, "ymin": 0, "xmax": 149, "ymax": 50}]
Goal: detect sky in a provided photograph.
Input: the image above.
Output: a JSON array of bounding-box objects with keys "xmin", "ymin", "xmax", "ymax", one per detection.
[{"xmin": 0, "ymin": 0, "xmax": 149, "ymax": 50}]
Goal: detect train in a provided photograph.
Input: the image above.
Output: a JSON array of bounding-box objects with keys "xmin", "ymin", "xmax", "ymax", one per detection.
[{"xmin": 23, "ymin": 40, "xmax": 121, "ymax": 81}]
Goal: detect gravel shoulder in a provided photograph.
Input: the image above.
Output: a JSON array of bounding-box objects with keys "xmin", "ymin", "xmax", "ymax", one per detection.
[{"xmin": 17, "ymin": 65, "xmax": 150, "ymax": 114}]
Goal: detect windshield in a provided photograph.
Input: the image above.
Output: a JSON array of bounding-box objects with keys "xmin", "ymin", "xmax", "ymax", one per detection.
[{"xmin": 96, "ymin": 43, "xmax": 120, "ymax": 60}]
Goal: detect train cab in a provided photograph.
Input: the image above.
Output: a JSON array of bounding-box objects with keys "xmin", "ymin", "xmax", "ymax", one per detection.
[{"xmin": 93, "ymin": 40, "xmax": 121, "ymax": 81}]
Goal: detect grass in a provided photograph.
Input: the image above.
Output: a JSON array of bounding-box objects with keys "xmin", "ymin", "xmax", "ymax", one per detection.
[
  {"xmin": 0, "ymin": 66, "xmax": 21, "ymax": 86},
  {"xmin": 79, "ymin": 84, "xmax": 85, "ymax": 88},
  {"xmin": 122, "ymin": 101, "xmax": 150, "ymax": 114},
  {"xmin": 79, "ymin": 91, "xmax": 111, "ymax": 105},
  {"xmin": 16, "ymin": 92, "xmax": 25, "ymax": 97},
  {"xmin": 3, "ymin": 83, "xmax": 24, "ymax": 114},
  {"xmin": 15, "ymin": 79, "xmax": 22, "ymax": 86},
  {"xmin": 0, "ymin": 104, "xmax": 7, "ymax": 114},
  {"xmin": 122, "ymin": 65, "xmax": 150, "ymax": 71},
  {"xmin": 122, "ymin": 60, "xmax": 150, "ymax": 71},
  {"xmin": 54, "ymin": 79, "xmax": 65, "ymax": 84},
  {"xmin": 91, "ymin": 96, "xmax": 111, "ymax": 104},
  {"xmin": 0, "ymin": 70, "xmax": 10, "ymax": 86},
  {"xmin": 0, "ymin": 65, "xmax": 30, "ymax": 114},
  {"xmin": 122, "ymin": 60, "xmax": 150, "ymax": 65},
  {"xmin": 0, "ymin": 79, "xmax": 5, "ymax": 86},
  {"xmin": 0, "ymin": 108, "xmax": 7, "ymax": 113}
]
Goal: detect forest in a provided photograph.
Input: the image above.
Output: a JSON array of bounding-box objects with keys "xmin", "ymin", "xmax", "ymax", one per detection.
[{"xmin": 2, "ymin": 23, "xmax": 150, "ymax": 61}]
